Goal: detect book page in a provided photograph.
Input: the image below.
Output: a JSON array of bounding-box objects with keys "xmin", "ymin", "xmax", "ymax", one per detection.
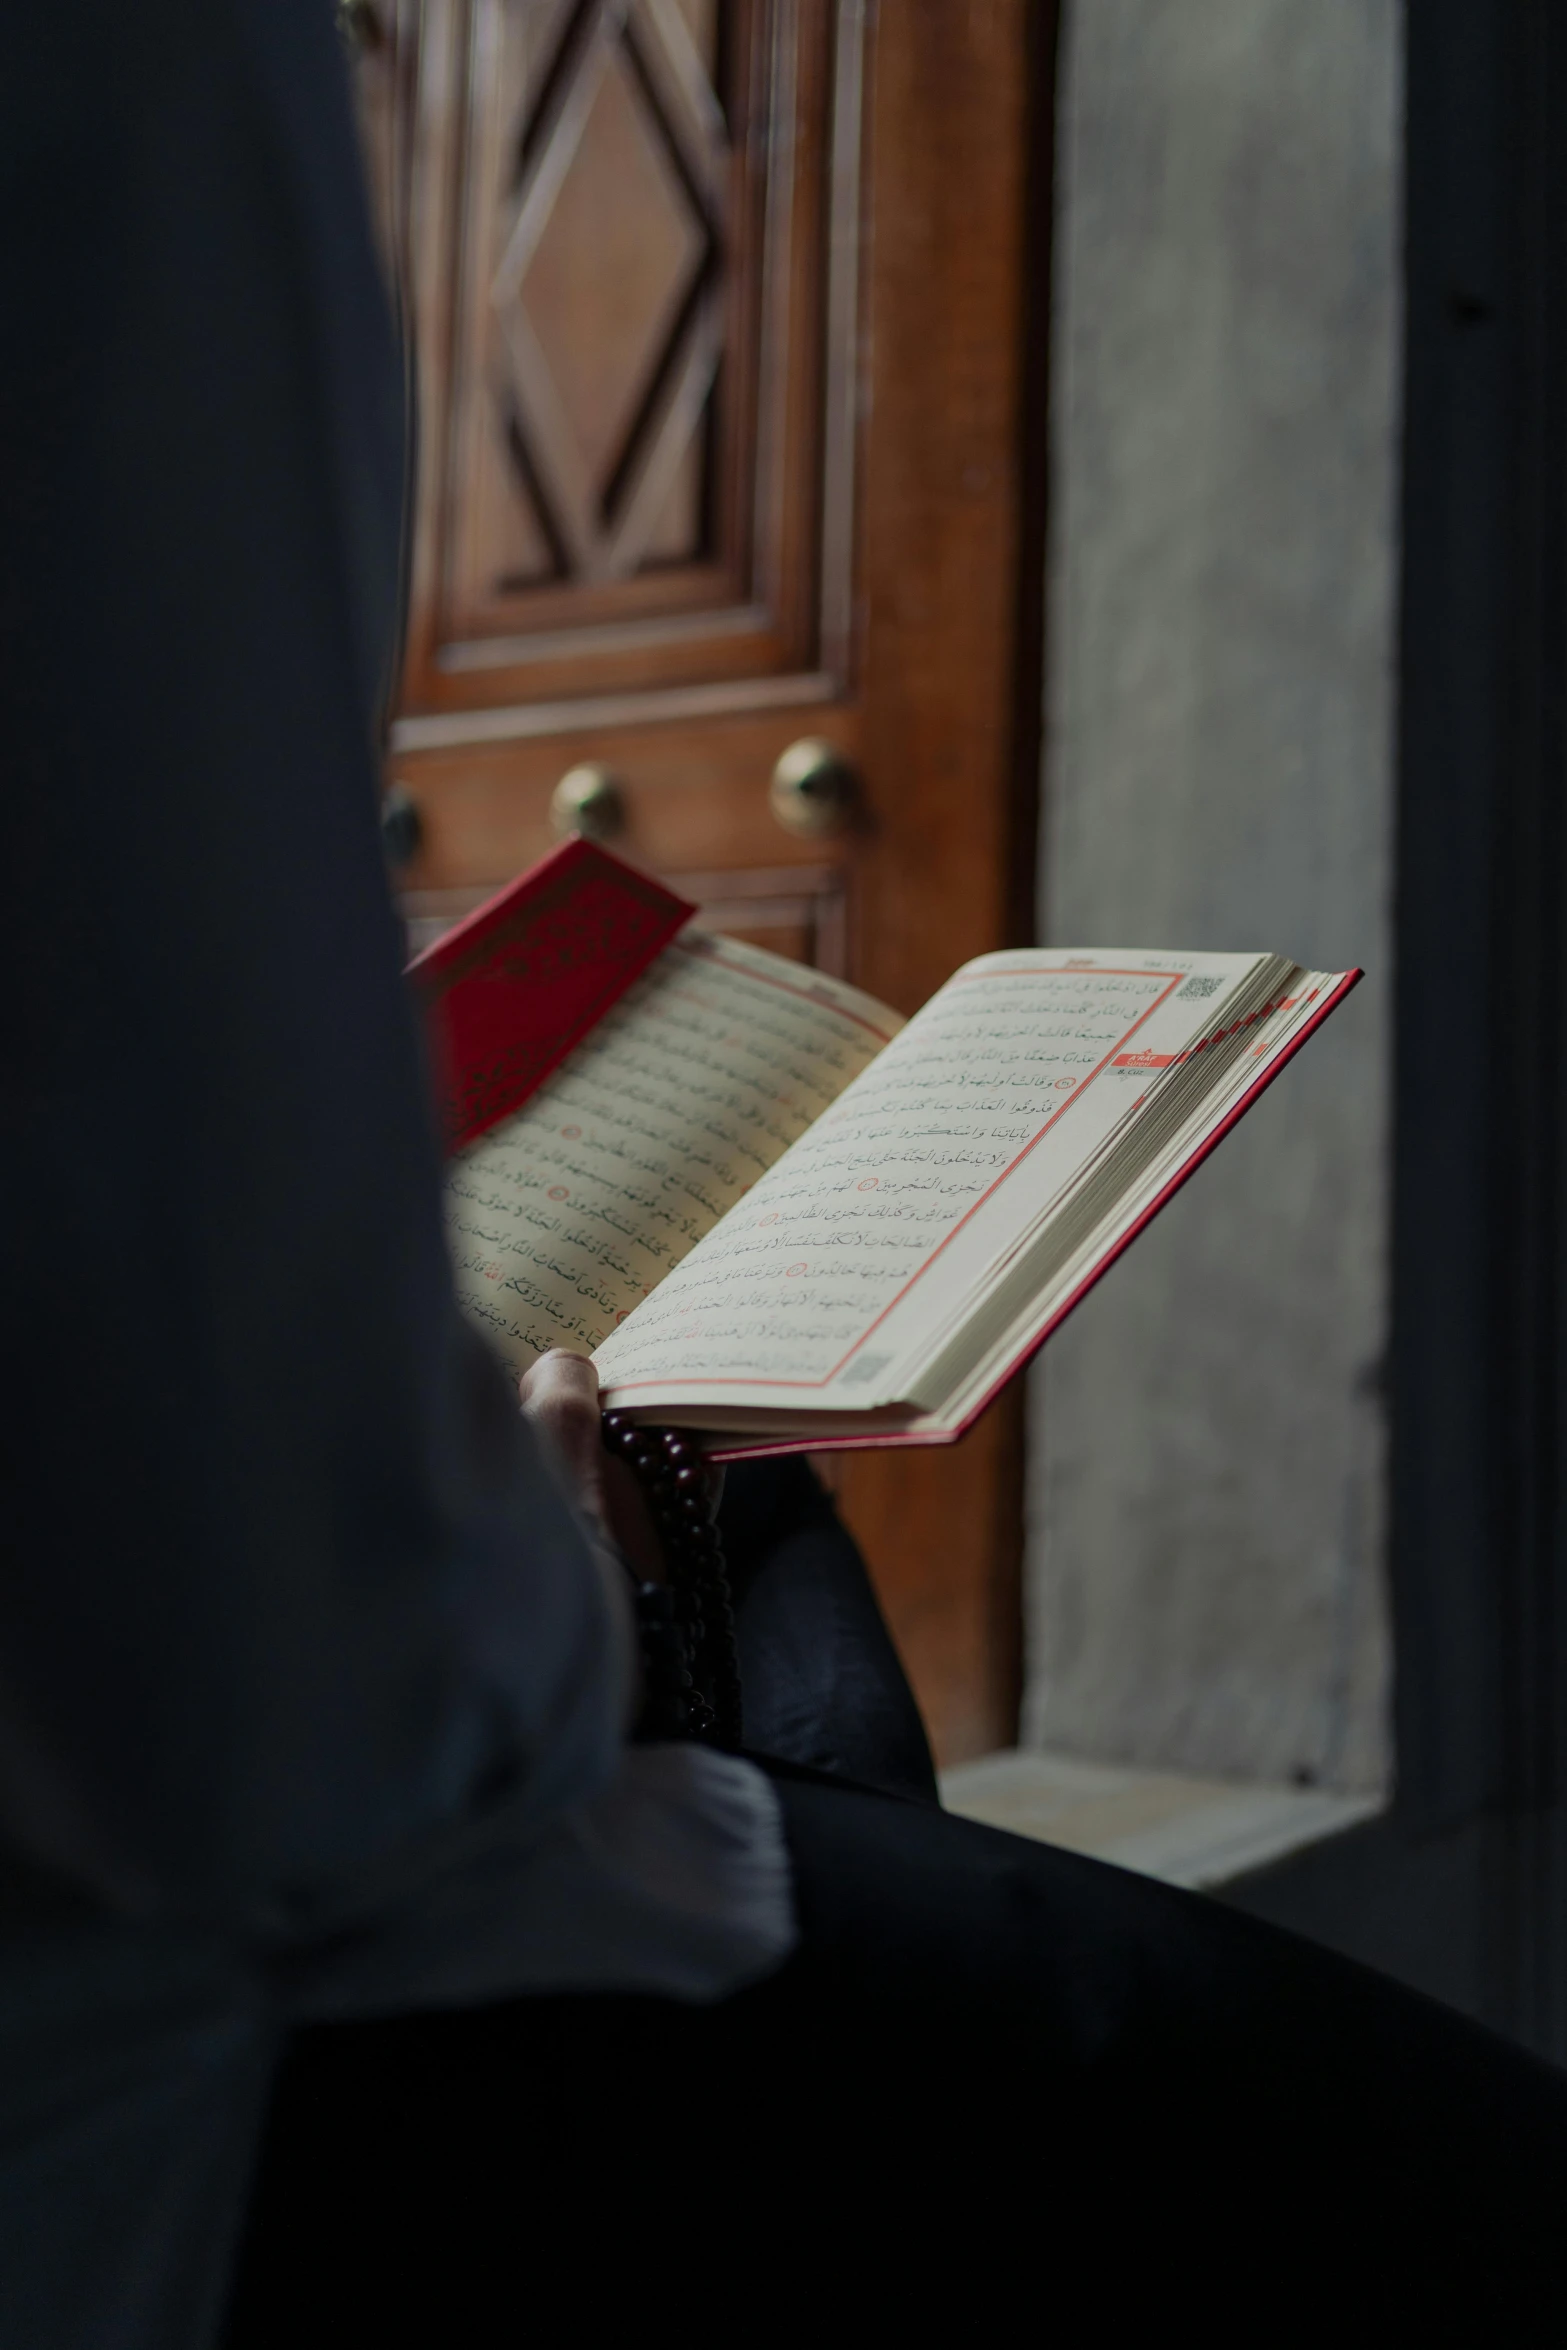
[
  {"xmin": 592, "ymin": 949, "xmax": 1268, "ymax": 1410},
  {"xmin": 446, "ymin": 932, "xmax": 901, "ymax": 1373},
  {"xmin": 915, "ymin": 967, "xmax": 1352, "ymax": 1435}
]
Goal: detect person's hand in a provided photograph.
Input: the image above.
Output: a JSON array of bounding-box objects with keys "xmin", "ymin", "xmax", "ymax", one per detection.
[{"xmin": 518, "ymin": 1350, "xmax": 664, "ymax": 1579}]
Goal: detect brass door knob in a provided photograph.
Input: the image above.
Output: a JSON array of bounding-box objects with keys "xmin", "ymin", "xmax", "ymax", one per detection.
[
  {"xmin": 769, "ymin": 738, "xmax": 857, "ymax": 837},
  {"xmin": 550, "ymin": 763, "xmax": 625, "ymax": 843},
  {"xmin": 380, "ymin": 780, "xmax": 422, "ymax": 868}
]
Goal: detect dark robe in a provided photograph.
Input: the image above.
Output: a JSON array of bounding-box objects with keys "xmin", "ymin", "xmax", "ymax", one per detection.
[{"xmin": 0, "ymin": 6, "xmax": 779, "ymax": 2340}]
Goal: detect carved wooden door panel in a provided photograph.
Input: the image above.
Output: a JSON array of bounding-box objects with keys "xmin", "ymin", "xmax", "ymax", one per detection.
[{"xmin": 353, "ymin": 0, "xmax": 1049, "ymax": 1764}]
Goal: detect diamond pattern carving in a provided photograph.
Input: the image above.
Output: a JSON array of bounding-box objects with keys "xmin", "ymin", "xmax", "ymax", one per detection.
[
  {"xmin": 515, "ymin": 46, "xmax": 702, "ymax": 488},
  {"xmin": 490, "ymin": 0, "xmax": 727, "ymax": 584}
]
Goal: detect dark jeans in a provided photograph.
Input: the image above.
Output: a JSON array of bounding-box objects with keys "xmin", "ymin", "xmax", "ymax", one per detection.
[{"xmin": 224, "ymin": 1466, "xmax": 1567, "ymax": 2339}]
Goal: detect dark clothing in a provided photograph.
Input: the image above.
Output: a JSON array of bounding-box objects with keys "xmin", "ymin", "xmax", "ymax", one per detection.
[
  {"xmin": 1, "ymin": 0, "xmax": 621, "ymax": 1938},
  {"xmin": 722, "ymin": 1458, "xmax": 941, "ymax": 1806},
  {"xmin": 3, "ymin": 10, "xmax": 786, "ymax": 2345},
  {"xmin": 229, "ymin": 1748, "xmax": 1567, "ymax": 2338}
]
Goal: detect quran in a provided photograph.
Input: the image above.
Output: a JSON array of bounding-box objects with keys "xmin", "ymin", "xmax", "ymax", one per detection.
[{"xmin": 411, "ymin": 840, "xmax": 1359, "ymax": 1460}]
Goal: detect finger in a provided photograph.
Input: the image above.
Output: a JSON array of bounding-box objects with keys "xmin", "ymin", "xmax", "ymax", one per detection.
[{"xmin": 518, "ymin": 1348, "xmax": 605, "ymax": 1528}]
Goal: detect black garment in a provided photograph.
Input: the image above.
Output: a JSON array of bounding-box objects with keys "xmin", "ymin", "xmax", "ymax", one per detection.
[
  {"xmin": 2, "ymin": 13, "xmax": 642, "ymax": 2343},
  {"xmin": 227, "ymin": 1471, "xmax": 1567, "ymax": 2340},
  {"xmin": 721, "ymin": 1458, "xmax": 940, "ymax": 1805},
  {"xmin": 227, "ymin": 1760, "xmax": 1567, "ymax": 2339},
  {"xmin": 0, "ymin": 0, "xmax": 621, "ymax": 1932}
]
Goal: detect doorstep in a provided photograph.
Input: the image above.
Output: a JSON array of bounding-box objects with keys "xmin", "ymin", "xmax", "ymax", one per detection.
[{"xmin": 939, "ymin": 1747, "xmax": 1382, "ymax": 1891}]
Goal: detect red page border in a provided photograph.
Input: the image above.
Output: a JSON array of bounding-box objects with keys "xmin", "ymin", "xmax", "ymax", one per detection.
[
  {"xmin": 606, "ymin": 964, "xmax": 1191, "ymax": 1394},
  {"xmin": 700, "ymin": 968, "xmax": 1364, "ymax": 1458}
]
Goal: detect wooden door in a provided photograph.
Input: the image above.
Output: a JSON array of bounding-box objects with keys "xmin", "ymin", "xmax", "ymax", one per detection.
[{"xmin": 350, "ymin": 0, "xmax": 1052, "ymax": 1764}]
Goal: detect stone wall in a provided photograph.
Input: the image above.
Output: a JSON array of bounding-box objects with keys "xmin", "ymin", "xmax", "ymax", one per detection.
[{"xmin": 1026, "ymin": 0, "xmax": 1400, "ymax": 1792}]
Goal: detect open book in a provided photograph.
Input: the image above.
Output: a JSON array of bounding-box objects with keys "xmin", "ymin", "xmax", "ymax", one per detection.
[{"xmin": 411, "ymin": 841, "xmax": 1359, "ymax": 1459}]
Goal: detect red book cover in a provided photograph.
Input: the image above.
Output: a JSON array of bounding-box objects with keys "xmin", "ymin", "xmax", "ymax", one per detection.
[{"xmin": 407, "ymin": 838, "xmax": 695, "ymax": 1153}]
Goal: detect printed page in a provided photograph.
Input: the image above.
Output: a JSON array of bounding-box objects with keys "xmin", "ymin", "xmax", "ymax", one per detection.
[
  {"xmin": 447, "ymin": 931, "xmax": 901, "ymax": 1373},
  {"xmin": 680, "ymin": 964, "xmax": 1355, "ymax": 1452},
  {"xmin": 592, "ymin": 948, "xmax": 1268, "ymax": 1412},
  {"xmin": 909, "ymin": 966, "xmax": 1357, "ymax": 1437}
]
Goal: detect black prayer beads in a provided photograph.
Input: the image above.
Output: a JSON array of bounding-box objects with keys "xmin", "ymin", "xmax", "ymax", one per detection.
[{"xmin": 601, "ymin": 1415, "xmax": 742, "ymax": 1751}]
